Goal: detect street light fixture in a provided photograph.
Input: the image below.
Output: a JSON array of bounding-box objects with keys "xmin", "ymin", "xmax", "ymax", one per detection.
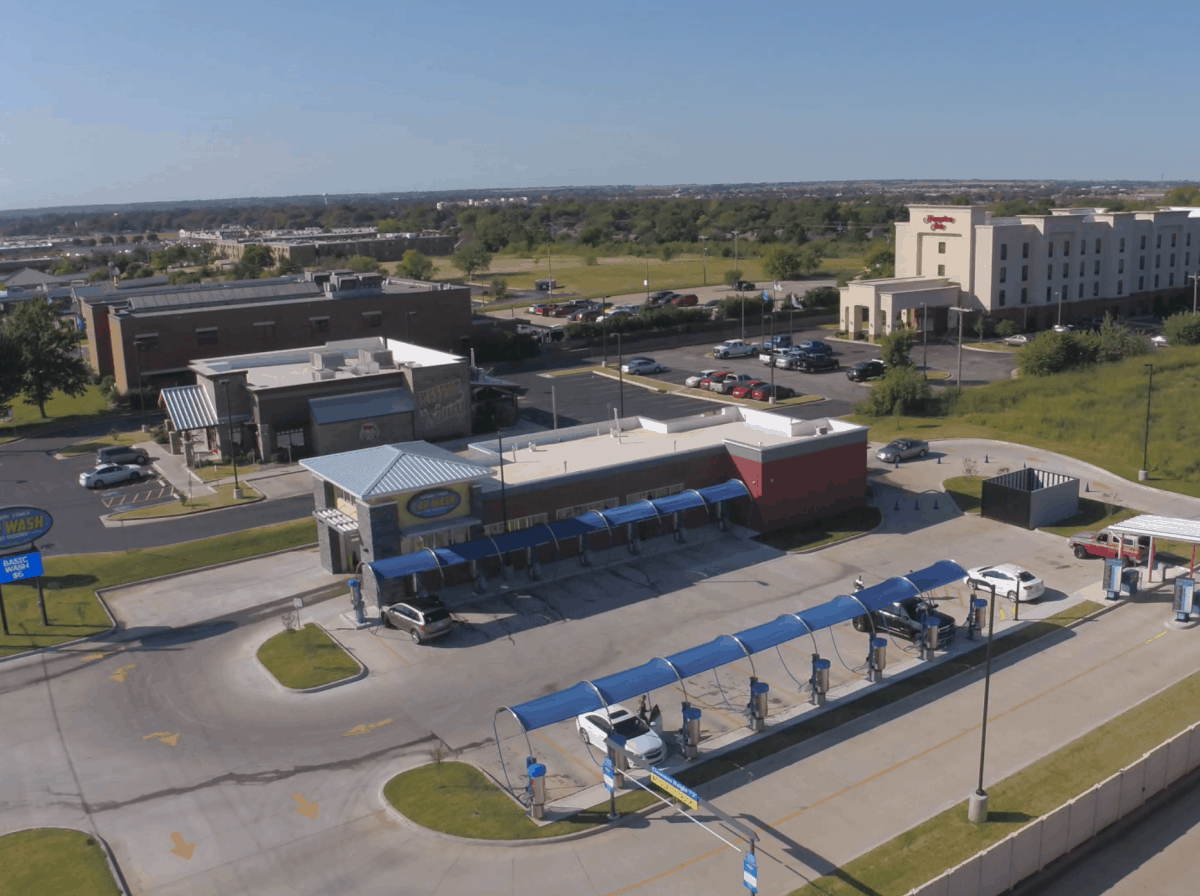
[
  {"xmin": 218, "ymin": 379, "xmax": 241, "ymax": 496},
  {"xmin": 1140, "ymin": 363, "xmax": 1154, "ymax": 481},
  {"xmin": 700, "ymin": 236, "xmax": 708, "ymax": 286},
  {"xmin": 767, "ymin": 315, "xmax": 775, "ymax": 403},
  {"xmin": 921, "ymin": 303, "xmax": 929, "ymax": 379},
  {"xmin": 617, "ymin": 332, "xmax": 625, "ymax": 418},
  {"xmin": 494, "ymin": 411, "xmax": 509, "ymax": 533},
  {"xmin": 133, "ymin": 337, "xmax": 148, "ymax": 431},
  {"xmin": 1189, "ymin": 273, "xmax": 1199, "ymax": 316},
  {"xmin": 968, "ymin": 580, "xmax": 998, "ymax": 823}
]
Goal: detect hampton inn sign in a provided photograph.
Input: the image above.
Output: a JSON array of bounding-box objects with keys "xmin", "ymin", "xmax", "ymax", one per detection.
[{"xmin": 923, "ymin": 215, "xmax": 956, "ymax": 231}]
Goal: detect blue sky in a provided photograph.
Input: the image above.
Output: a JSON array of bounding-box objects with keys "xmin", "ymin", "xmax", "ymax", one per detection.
[{"xmin": 2, "ymin": 0, "xmax": 1195, "ymax": 209}]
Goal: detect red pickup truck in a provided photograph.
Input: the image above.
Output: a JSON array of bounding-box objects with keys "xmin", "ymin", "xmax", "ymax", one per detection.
[{"xmin": 1069, "ymin": 528, "xmax": 1149, "ymax": 565}]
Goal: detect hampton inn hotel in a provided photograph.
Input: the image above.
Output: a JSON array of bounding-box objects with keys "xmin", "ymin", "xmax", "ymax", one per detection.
[{"xmin": 840, "ymin": 204, "xmax": 1200, "ymax": 338}]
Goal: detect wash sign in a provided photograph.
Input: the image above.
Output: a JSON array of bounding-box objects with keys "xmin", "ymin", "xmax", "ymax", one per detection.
[
  {"xmin": 650, "ymin": 767, "xmax": 698, "ymax": 810},
  {"xmin": 0, "ymin": 506, "xmax": 54, "ymax": 550},
  {"xmin": 0, "ymin": 552, "xmax": 42, "ymax": 584}
]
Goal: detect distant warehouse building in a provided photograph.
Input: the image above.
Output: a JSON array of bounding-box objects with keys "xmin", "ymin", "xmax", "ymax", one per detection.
[
  {"xmin": 74, "ymin": 271, "xmax": 471, "ymax": 393},
  {"xmin": 181, "ymin": 229, "xmax": 455, "ymax": 264},
  {"xmin": 841, "ymin": 205, "xmax": 1200, "ymax": 338}
]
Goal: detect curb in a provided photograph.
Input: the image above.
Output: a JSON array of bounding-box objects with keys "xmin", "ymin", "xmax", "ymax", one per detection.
[
  {"xmin": 103, "ymin": 489, "xmax": 267, "ymax": 526},
  {"xmin": 253, "ymin": 622, "xmax": 367, "ymax": 694},
  {"xmin": 0, "ymin": 826, "xmax": 133, "ymax": 896}
]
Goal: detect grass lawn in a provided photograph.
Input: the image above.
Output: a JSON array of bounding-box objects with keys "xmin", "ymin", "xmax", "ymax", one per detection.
[
  {"xmin": 1039, "ymin": 498, "xmax": 1137, "ymax": 538},
  {"xmin": 791, "ymin": 641, "xmax": 1200, "ymax": 896},
  {"xmin": 0, "ymin": 518, "xmax": 317, "ymax": 659},
  {"xmin": 0, "ymin": 828, "xmax": 120, "ymax": 896},
  {"xmin": 386, "ymin": 602, "xmax": 1100, "ymax": 841},
  {"xmin": 1, "ymin": 385, "xmax": 115, "ymax": 443},
  {"xmin": 193, "ymin": 461, "xmax": 264, "ymax": 482},
  {"xmin": 109, "ymin": 482, "xmax": 262, "ymax": 521},
  {"xmin": 925, "ymin": 370, "xmax": 951, "ymax": 381},
  {"xmin": 256, "ymin": 623, "xmax": 360, "ymax": 689},
  {"xmin": 942, "ymin": 475, "xmax": 983, "ymax": 513},
  {"xmin": 58, "ymin": 429, "xmax": 154, "ymax": 457},
  {"xmin": 755, "ymin": 506, "xmax": 882, "ymax": 552}
]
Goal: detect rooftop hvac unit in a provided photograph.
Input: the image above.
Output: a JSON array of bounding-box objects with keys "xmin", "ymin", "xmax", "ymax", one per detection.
[
  {"xmin": 310, "ymin": 368, "xmax": 336, "ymax": 381},
  {"xmin": 310, "ymin": 350, "xmax": 343, "ymax": 369}
]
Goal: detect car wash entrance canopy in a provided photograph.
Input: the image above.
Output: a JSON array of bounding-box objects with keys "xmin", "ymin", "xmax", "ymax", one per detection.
[{"xmin": 498, "ymin": 559, "xmax": 967, "ymax": 733}]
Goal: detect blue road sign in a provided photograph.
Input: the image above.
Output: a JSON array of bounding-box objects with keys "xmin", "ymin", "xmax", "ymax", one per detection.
[
  {"xmin": 743, "ymin": 852, "xmax": 757, "ymax": 893},
  {"xmin": 0, "ymin": 551, "xmax": 42, "ymax": 584},
  {"xmin": 602, "ymin": 757, "xmax": 615, "ymax": 793}
]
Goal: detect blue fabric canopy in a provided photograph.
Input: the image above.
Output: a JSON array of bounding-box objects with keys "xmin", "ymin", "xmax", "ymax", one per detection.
[
  {"xmin": 502, "ymin": 558, "xmax": 968, "ymax": 732},
  {"xmin": 651, "ymin": 490, "xmax": 708, "ymax": 515},
  {"xmin": 700, "ymin": 480, "xmax": 750, "ymax": 503},
  {"xmin": 367, "ymin": 549, "xmax": 443, "ymax": 579},
  {"xmin": 600, "ymin": 501, "xmax": 660, "ymax": 527}
]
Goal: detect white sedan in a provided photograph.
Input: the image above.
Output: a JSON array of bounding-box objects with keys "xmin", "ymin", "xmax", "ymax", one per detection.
[
  {"xmin": 1150, "ymin": 334, "xmax": 1169, "ymax": 348},
  {"xmin": 964, "ymin": 564, "xmax": 1045, "ymax": 602},
  {"xmin": 685, "ymin": 369, "xmax": 719, "ymax": 388},
  {"xmin": 622, "ymin": 359, "xmax": 664, "ymax": 375},
  {"xmin": 1002, "ymin": 334, "xmax": 1031, "ymax": 346},
  {"xmin": 79, "ymin": 463, "xmax": 146, "ymax": 489},
  {"xmin": 576, "ymin": 703, "xmax": 666, "ymax": 765}
]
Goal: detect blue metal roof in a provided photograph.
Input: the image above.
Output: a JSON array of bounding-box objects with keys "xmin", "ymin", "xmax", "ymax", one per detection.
[
  {"xmin": 699, "ymin": 479, "xmax": 750, "ymax": 502},
  {"xmin": 600, "ymin": 501, "xmax": 659, "ymax": 527},
  {"xmin": 368, "ymin": 549, "xmax": 443, "ymax": 579}
]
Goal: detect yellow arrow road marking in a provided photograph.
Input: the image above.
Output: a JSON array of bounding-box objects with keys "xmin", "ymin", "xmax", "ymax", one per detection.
[
  {"xmin": 169, "ymin": 831, "xmax": 195, "ymax": 860},
  {"xmin": 142, "ymin": 732, "xmax": 180, "ymax": 746},
  {"xmin": 343, "ymin": 719, "xmax": 393, "ymax": 737},
  {"xmin": 293, "ymin": 793, "xmax": 319, "ymax": 819},
  {"xmin": 110, "ymin": 664, "xmax": 136, "ymax": 682}
]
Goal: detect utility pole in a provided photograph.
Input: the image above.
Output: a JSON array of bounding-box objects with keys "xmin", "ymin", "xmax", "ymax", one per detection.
[
  {"xmin": 922, "ymin": 303, "xmax": 929, "ymax": 379},
  {"xmin": 1190, "ymin": 273, "xmax": 1199, "ymax": 316},
  {"xmin": 955, "ymin": 307, "xmax": 965, "ymax": 393}
]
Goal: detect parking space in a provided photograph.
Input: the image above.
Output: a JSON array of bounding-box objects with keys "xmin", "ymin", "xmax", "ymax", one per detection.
[{"xmin": 97, "ymin": 476, "xmax": 177, "ymax": 509}]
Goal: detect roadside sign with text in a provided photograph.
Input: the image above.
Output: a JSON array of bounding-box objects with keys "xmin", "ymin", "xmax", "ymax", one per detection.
[
  {"xmin": 649, "ymin": 766, "xmax": 698, "ymax": 811},
  {"xmin": 0, "ymin": 551, "xmax": 43, "ymax": 584},
  {"xmin": 602, "ymin": 757, "xmax": 615, "ymax": 793},
  {"xmin": 0, "ymin": 506, "xmax": 54, "ymax": 550},
  {"xmin": 743, "ymin": 853, "xmax": 757, "ymax": 893}
]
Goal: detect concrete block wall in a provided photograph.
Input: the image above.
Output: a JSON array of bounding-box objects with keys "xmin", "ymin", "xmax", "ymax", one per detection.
[{"xmin": 904, "ymin": 717, "xmax": 1200, "ymax": 896}]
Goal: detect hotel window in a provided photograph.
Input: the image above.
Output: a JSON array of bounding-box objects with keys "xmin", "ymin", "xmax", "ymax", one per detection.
[
  {"xmin": 1157, "ymin": 234, "xmax": 1162, "ymax": 249},
  {"xmin": 1079, "ymin": 262, "xmax": 1085, "ymax": 277},
  {"xmin": 938, "ymin": 242, "xmax": 946, "ymax": 254},
  {"xmin": 1062, "ymin": 263, "xmax": 1069, "ymax": 278},
  {"xmin": 1170, "ymin": 254, "xmax": 1176, "ymax": 267},
  {"xmin": 998, "ymin": 267, "xmax": 1006, "ymax": 283},
  {"xmin": 1189, "ymin": 233, "xmax": 1193, "ymax": 246},
  {"xmin": 1080, "ymin": 240, "xmax": 1087, "ymax": 255},
  {"xmin": 1064, "ymin": 241, "xmax": 1070, "ymax": 256},
  {"xmin": 1118, "ymin": 259, "xmax": 1124, "ymax": 274},
  {"xmin": 1000, "ymin": 244, "xmax": 1008, "ymax": 260},
  {"xmin": 1119, "ymin": 238, "xmax": 1125, "ymax": 253},
  {"xmin": 362, "ymin": 311, "xmax": 382, "ymax": 328},
  {"xmin": 1093, "ymin": 282, "xmax": 1099, "ymax": 297},
  {"xmin": 254, "ymin": 321, "xmax": 275, "ymax": 340},
  {"xmin": 1078, "ymin": 283, "xmax": 1084, "ymax": 298},
  {"xmin": 1169, "ymin": 273, "xmax": 1175, "ymax": 286},
  {"xmin": 309, "ymin": 316, "xmax": 330, "ymax": 334},
  {"xmin": 133, "ymin": 334, "xmax": 158, "ymax": 352},
  {"xmin": 1095, "ymin": 238, "xmax": 1101, "ymax": 253},
  {"xmin": 937, "ymin": 264, "xmax": 945, "ymax": 276},
  {"xmin": 1156, "ymin": 255, "xmax": 1161, "ymax": 268},
  {"xmin": 1171, "ymin": 234, "xmax": 1177, "ymax": 248},
  {"xmin": 1139, "ymin": 276, "xmax": 1144, "ymax": 290},
  {"xmin": 1155, "ymin": 275, "xmax": 1160, "ymax": 288},
  {"xmin": 1188, "ymin": 253, "xmax": 1191, "ymax": 266},
  {"xmin": 1047, "ymin": 265, "xmax": 1054, "ymax": 280},
  {"xmin": 195, "ymin": 327, "xmax": 219, "ymax": 346},
  {"xmin": 1020, "ymin": 287, "xmax": 1028, "ymax": 304},
  {"xmin": 1117, "ymin": 280, "xmax": 1123, "ymax": 295},
  {"xmin": 1021, "ymin": 265, "xmax": 1028, "ymax": 281},
  {"xmin": 1046, "ymin": 286, "xmax": 1052, "ymax": 302},
  {"xmin": 1094, "ymin": 261, "xmax": 1100, "ymax": 276},
  {"xmin": 997, "ymin": 289, "xmax": 1006, "ymax": 307},
  {"xmin": 1140, "ymin": 235, "xmax": 1146, "ymax": 250},
  {"xmin": 1048, "ymin": 243, "xmax": 1054, "ymax": 258},
  {"xmin": 1022, "ymin": 242, "xmax": 1029, "ymax": 259},
  {"xmin": 1139, "ymin": 256, "xmax": 1145, "ymax": 270}
]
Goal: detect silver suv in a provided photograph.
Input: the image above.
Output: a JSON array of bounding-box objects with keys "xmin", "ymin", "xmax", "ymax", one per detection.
[{"xmin": 96, "ymin": 445, "xmax": 150, "ymax": 466}]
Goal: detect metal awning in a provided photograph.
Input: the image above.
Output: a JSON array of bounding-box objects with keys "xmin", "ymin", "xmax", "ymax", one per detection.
[
  {"xmin": 160, "ymin": 385, "xmax": 219, "ymax": 432},
  {"xmin": 314, "ymin": 508, "xmax": 358, "ymax": 534},
  {"xmin": 1108, "ymin": 515, "xmax": 1200, "ymax": 545}
]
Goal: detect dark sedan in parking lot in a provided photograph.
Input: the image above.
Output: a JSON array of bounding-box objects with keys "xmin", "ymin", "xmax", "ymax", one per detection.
[
  {"xmin": 749, "ymin": 383, "xmax": 795, "ymax": 401},
  {"xmin": 852, "ymin": 597, "xmax": 957, "ymax": 644},
  {"xmin": 846, "ymin": 360, "xmax": 887, "ymax": 382}
]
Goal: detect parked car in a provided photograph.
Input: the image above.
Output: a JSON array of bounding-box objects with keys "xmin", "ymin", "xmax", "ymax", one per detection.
[
  {"xmin": 576, "ymin": 703, "xmax": 666, "ymax": 765},
  {"xmin": 749, "ymin": 383, "xmax": 795, "ymax": 401},
  {"xmin": 697, "ymin": 370, "xmax": 733, "ymax": 390},
  {"xmin": 531, "ymin": 303, "xmax": 555, "ymax": 316},
  {"xmin": 761, "ymin": 334, "xmax": 793, "ymax": 352},
  {"xmin": 710, "ymin": 373, "xmax": 756, "ymax": 394},
  {"xmin": 549, "ymin": 304, "xmax": 575, "ymax": 318},
  {"xmin": 774, "ymin": 348, "xmax": 816, "ymax": 370},
  {"xmin": 1052, "ymin": 324, "xmax": 1076, "ymax": 333},
  {"xmin": 732, "ymin": 280, "xmax": 757, "ymax": 292},
  {"xmin": 79, "ymin": 464, "xmax": 145, "ymax": 489},
  {"xmin": 713, "ymin": 339, "xmax": 758, "ymax": 359},
  {"xmin": 875, "ymin": 439, "xmax": 929, "ymax": 463},
  {"xmin": 796, "ymin": 339, "xmax": 833, "ymax": 356},
  {"xmin": 670, "ymin": 293, "xmax": 699, "ymax": 306},
  {"xmin": 97, "ymin": 445, "xmax": 150, "ymax": 466},
  {"xmin": 1069, "ymin": 528, "xmax": 1149, "ymax": 565},
  {"xmin": 685, "ymin": 369, "xmax": 720, "ymax": 388},
  {"xmin": 1150, "ymin": 334, "xmax": 1169, "ymax": 348},
  {"xmin": 761, "ymin": 348, "xmax": 791, "ymax": 366},
  {"xmin": 622, "ymin": 359, "xmax": 664, "ymax": 375},
  {"xmin": 963, "ymin": 564, "xmax": 1045, "ymax": 602},
  {"xmin": 648, "ymin": 290, "xmax": 676, "ymax": 304},
  {"xmin": 381, "ymin": 598, "xmax": 454, "ymax": 644},
  {"xmin": 846, "ymin": 360, "xmax": 887, "ymax": 382},
  {"xmin": 571, "ymin": 307, "xmax": 603, "ymax": 321},
  {"xmin": 795, "ymin": 354, "xmax": 840, "ymax": 373},
  {"xmin": 730, "ymin": 380, "xmax": 768, "ymax": 398},
  {"xmin": 1003, "ymin": 334, "xmax": 1031, "ymax": 346},
  {"xmin": 852, "ymin": 596, "xmax": 957, "ymax": 644}
]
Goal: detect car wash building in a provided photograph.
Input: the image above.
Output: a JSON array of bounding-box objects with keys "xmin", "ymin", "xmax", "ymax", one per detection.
[{"xmin": 301, "ymin": 406, "xmax": 869, "ymax": 607}]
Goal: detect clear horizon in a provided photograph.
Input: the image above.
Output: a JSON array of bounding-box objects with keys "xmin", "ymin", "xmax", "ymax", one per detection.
[{"xmin": 4, "ymin": 0, "xmax": 1196, "ymax": 210}]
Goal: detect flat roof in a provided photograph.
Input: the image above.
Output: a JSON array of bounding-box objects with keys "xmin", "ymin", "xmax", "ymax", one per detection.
[{"xmin": 463, "ymin": 408, "xmax": 866, "ymax": 489}]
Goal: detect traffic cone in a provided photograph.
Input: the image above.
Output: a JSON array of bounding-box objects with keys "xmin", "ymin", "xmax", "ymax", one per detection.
[
  {"xmin": 933, "ymin": 498, "xmax": 940, "ymax": 510},
  {"xmin": 914, "ymin": 499, "xmax": 920, "ymax": 510},
  {"xmin": 894, "ymin": 501, "xmax": 900, "ymax": 511},
  {"xmin": 1085, "ymin": 482, "xmax": 1090, "ymax": 492},
  {"xmin": 936, "ymin": 455, "xmax": 941, "ymax": 464},
  {"xmin": 984, "ymin": 453, "xmax": 989, "ymax": 463}
]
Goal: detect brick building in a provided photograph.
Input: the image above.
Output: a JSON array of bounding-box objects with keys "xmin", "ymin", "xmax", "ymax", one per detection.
[{"xmin": 74, "ymin": 271, "xmax": 471, "ymax": 393}]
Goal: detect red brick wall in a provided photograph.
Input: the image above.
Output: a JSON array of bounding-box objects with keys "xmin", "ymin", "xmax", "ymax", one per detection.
[{"xmin": 728, "ymin": 442, "xmax": 867, "ymax": 531}]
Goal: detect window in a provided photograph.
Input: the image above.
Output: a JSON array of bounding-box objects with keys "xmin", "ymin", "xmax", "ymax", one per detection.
[
  {"xmin": 627, "ymin": 484, "xmax": 684, "ymax": 504},
  {"xmin": 133, "ymin": 333, "xmax": 158, "ymax": 352},
  {"xmin": 1047, "ymin": 265, "xmax": 1054, "ymax": 280},
  {"xmin": 1081, "ymin": 240, "xmax": 1087, "ymax": 255},
  {"xmin": 1093, "ymin": 282, "xmax": 1099, "ymax": 297},
  {"xmin": 1141, "ymin": 235, "xmax": 1147, "ymax": 250},
  {"xmin": 1022, "ymin": 242, "xmax": 1029, "ymax": 259},
  {"xmin": 1157, "ymin": 234, "xmax": 1162, "ymax": 249},
  {"xmin": 998, "ymin": 267, "xmax": 1007, "ymax": 283},
  {"xmin": 937, "ymin": 264, "xmax": 945, "ymax": 276},
  {"xmin": 1156, "ymin": 255, "xmax": 1161, "ymax": 269},
  {"xmin": 1000, "ymin": 244, "xmax": 1008, "ymax": 261},
  {"xmin": 1062, "ymin": 263, "xmax": 1069, "ymax": 278},
  {"xmin": 196, "ymin": 327, "xmax": 218, "ymax": 346},
  {"xmin": 997, "ymin": 289, "xmax": 1006, "ymax": 307},
  {"xmin": 1078, "ymin": 283, "xmax": 1084, "ymax": 298},
  {"xmin": 254, "ymin": 321, "xmax": 275, "ymax": 341},
  {"xmin": 1187, "ymin": 253, "xmax": 1191, "ymax": 266},
  {"xmin": 1189, "ymin": 233, "xmax": 1193, "ymax": 246},
  {"xmin": 1169, "ymin": 273, "xmax": 1175, "ymax": 286},
  {"xmin": 1155, "ymin": 275, "xmax": 1160, "ymax": 289},
  {"xmin": 1140, "ymin": 256, "xmax": 1145, "ymax": 270},
  {"xmin": 1048, "ymin": 243, "xmax": 1054, "ymax": 258},
  {"xmin": 1095, "ymin": 238, "xmax": 1101, "ymax": 253},
  {"xmin": 1079, "ymin": 262, "xmax": 1085, "ymax": 277},
  {"xmin": 362, "ymin": 311, "xmax": 382, "ymax": 328},
  {"xmin": 485, "ymin": 512, "xmax": 548, "ymax": 536},
  {"xmin": 1021, "ymin": 265, "xmax": 1028, "ymax": 282},
  {"xmin": 555, "ymin": 499, "xmax": 618, "ymax": 522},
  {"xmin": 1020, "ymin": 287, "xmax": 1028, "ymax": 304},
  {"xmin": 1094, "ymin": 260, "xmax": 1100, "ymax": 276},
  {"xmin": 1170, "ymin": 254, "xmax": 1176, "ymax": 267},
  {"xmin": 1119, "ymin": 238, "xmax": 1125, "ymax": 253},
  {"xmin": 1064, "ymin": 241, "xmax": 1070, "ymax": 256},
  {"xmin": 1171, "ymin": 233, "xmax": 1177, "ymax": 248},
  {"xmin": 938, "ymin": 241, "xmax": 946, "ymax": 254},
  {"xmin": 309, "ymin": 316, "xmax": 330, "ymax": 334},
  {"xmin": 1046, "ymin": 286, "xmax": 1052, "ymax": 302},
  {"xmin": 1118, "ymin": 280, "xmax": 1123, "ymax": 295},
  {"xmin": 1139, "ymin": 276, "xmax": 1144, "ymax": 290},
  {"xmin": 1118, "ymin": 259, "xmax": 1124, "ymax": 274}
]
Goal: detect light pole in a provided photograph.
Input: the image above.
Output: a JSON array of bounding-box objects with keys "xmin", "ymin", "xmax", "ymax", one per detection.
[
  {"xmin": 921, "ymin": 303, "xmax": 929, "ymax": 379},
  {"xmin": 405, "ymin": 311, "xmax": 417, "ymax": 343},
  {"xmin": 219, "ymin": 379, "xmax": 240, "ymax": 495},
  {"xmin": 767, "ymin": 315, "xmax": 776, "ymax": 403},
  {"xmin": 968, "ymin": 581, "xmax": 999, "ymax": 823},
  {"xmin": 644, "ymin": 259, "xmax": 650, "ymax": 304},
  {"xmin": 1190, "ymin": 273, "xmax": 1199, "ymax": 316},
  {"xmin": 494, "ymin": 412, "xmax": 508, "ymax": 533},
  {"xmin": 700, "ymin": 237, "xmax": 708, "ymax": 285},
  {"xmin": 1057, "ymin": 286, "xmax": 1063, "ymax": 327},
  {"xmin": 133, "ymin": 337, "xmax": 148, "ymax": 431},
  {"xmin": 617, "ymin": 332, "xmax": 625, "ymax": 418},
  {"xmin": 1140, "ymin": 363, "xmax": 1154, "ymax": 480}
]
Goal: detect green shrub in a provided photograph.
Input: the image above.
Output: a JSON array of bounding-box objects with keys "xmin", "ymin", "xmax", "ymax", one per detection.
[
  {"xmin": 995, "ymin": 319, "xmax": 1019, "ymax": 338},
  {"xmin": 857, "ymin": 366, "xmax": 933, "ymax": 416},
  {"xmin": 1163, "ymin": 311, "xmax": 1200, "ymax": 346}
]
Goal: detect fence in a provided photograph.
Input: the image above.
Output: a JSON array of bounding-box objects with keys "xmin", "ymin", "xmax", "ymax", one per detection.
[{"xmin": 904, "ymin": 719, "xmax": 1200, "ymax": 896}]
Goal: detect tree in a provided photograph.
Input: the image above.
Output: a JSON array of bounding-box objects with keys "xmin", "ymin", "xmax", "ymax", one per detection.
[
  {"xmin": 1089, "ymin": 314, "xmax": 1148, "ymax": 363},
  {"xmin": 762, "ymin": 245, "xmax": 805, "ymax": 280},
  {"xmin": 859, "ymin": 367, "xmax": 932, "ymax": 416},
  {"xmin": 490, "ymin": 277, "xmax": 509, "ymax": 301},
  {"xmin": 0, "ymin": 331, "xmax": 22, "ymax": 417},
  {"xmin": 879, "ymin": 329, "xmax": 916, "ymax": 368},
  {"xmin": 2, "ymin": 297, "xmax": 90, "ymax": 417},
  {"xmin": 723, "ymin": 268, "xmax": 744, "ymax": 286},
  {"xmin": 974, "ymin": 312, "xmax": 992, "ymax": 342},
  {"xmin": 995, "ymin": 319, "xmax": 1019, "ymax": 338},
  {"xmin": 377, "ymin": 218, "xmax": 404, "ymax": 233},
  {"xmin": 397, "ymin": 249, "xmax": 435, "ymax": 281},
  {"xmin": 453, "ymin": 243, "xmax": 492, "ymax": 281},
  {"xmin": 345, "ymin": 254, "xmax": 383, "ymax": 273},
  {"xmin": 1163, "ymin": 310, "xmax": 1200, "ymax": 346},
  {"xmin": 1164, "ymin": 186, "xmax": 1200, "ymax": 207},
  {"xmin": 232, "ymin": 244, "xmax": 274, "ymax": 280},
  {"xmin": 862, "ymin": 241, "xmax": 895, "ymax": 278}
]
